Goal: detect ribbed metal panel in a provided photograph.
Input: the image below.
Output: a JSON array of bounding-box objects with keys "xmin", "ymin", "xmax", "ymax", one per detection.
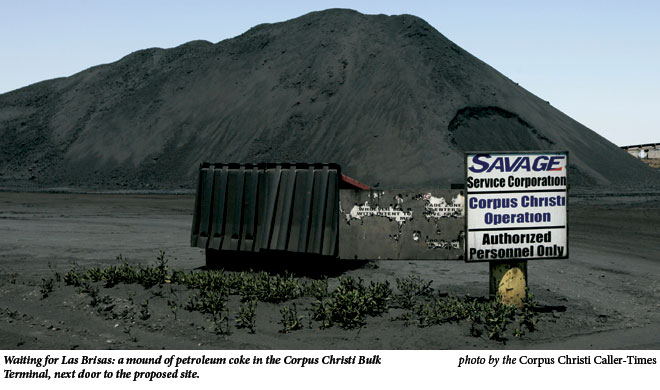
[{"xmin": 191, "ymin": 163, "xmax": 339, "ymax": 257}]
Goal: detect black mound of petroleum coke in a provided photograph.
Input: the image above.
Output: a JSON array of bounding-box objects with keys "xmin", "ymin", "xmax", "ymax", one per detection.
[{"xmin": 0, "ymin": 9, "xmax": 657, "ymax": 191}]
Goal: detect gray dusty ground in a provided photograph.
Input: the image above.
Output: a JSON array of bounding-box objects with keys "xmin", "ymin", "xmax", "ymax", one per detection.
[{"xmin": 0, "ymin": 192, "xmax": 658, "ymax": 349}]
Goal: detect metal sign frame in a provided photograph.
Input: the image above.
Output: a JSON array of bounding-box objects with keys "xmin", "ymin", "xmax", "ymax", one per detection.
[{"xmin": 464, "ymin": 150, "xmax": 569, "ymax": 262}]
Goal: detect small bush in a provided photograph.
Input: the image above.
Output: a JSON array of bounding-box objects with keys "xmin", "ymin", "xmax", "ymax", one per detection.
[
  {"xmin": 139, "ymin": 299, "xmax": 151, "ymax": 321},
  {"xmin": 235, "ymin": 300, "xmax": 257, "ymax": 334},
  {"xmin": 404, "ymin": 293, "xmax": 537, "ymax": 342},
  {"xmin": 186, "ymin": 288, "xmax": 228, "ymax": 318},
  {"xmin": 40, "ymin": 278, "xmax": 54, "ymax": 299},
  {"xmin": 237, "ymin": 271, "xmax": 303, "ymax": 303},
  {"xmin": 304, "ymin": 278, "xmax": 329, "ymax": 300},
  {"xmin": 279, "ymin": 303, "xmax": 303, "ymax": 333},
  {"xmin": 312, "ymin": 277, "xmax": 391, "ymax": 329},
  {"xmin": 64, "ymin": 263, "xmax": 82, "ymax": 287},
  {"xmin": 394, "ymin": 275, "xmax": 433, "ymax": 309},
  {"xmin": 212, "ymin": 311, "xmax": 231, "ymax": 335},
  {"xmin": 167, "ymin": 288, "xmax": 179, "ymax": 320}
]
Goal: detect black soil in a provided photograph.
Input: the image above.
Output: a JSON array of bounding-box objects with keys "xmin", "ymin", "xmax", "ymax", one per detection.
[{"xmin": 0, "ymin": 192, "xmax": 658, "ymax": 349}]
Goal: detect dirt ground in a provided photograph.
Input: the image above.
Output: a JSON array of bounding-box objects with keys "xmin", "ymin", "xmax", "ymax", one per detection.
[{"xmin": 0, "ymin": 191, "xmax": 658, "ymax": 350}]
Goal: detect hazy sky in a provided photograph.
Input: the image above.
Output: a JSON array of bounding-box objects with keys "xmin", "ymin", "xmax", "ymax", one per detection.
[{"xmin": 1, "ymin": 0, "xmax": 658, "ymax": 146}]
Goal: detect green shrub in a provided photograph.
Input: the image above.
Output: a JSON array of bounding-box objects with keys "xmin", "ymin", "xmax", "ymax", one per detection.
[
  {"xmin": 394, "ymin": 275, "xmax": 433, "ymax": 309},
  {"xmin": 51, "ymin": 252, "xmax": 540, "ymax": 341},
  {"xmin": 235, "ymin": 300, "xmax": 257, "ymax": 333},
  {"xmin": 304, "ymin": 278, "xmax": 329, "ymax": 300},
  {"xmin": 139, "ymin": 299, "xmax": 151, "ymax": 320},
  {"xmin": 63, "ymin": 263, "xmax": 82, "ymax": 287},
  {"xmin": 237, "ymin": 271, "xmax": 303, "ymax": 303},
  {"xmin": 312, "ymin": 277, "xmax": 391, "ymax": 329},
  {"xmin": 279, "ymin": 303, "xmax": 303, "ymax": 333},
  {"xmin": 212, "ymin": 311, "xmax": 231, "ymax": 335},
  {"xmin": 40, "ymin": 278, "xmax": 54, "ymax": 299}
]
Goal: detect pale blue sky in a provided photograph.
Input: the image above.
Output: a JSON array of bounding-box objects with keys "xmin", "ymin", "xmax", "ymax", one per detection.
[{"xmin": 1, "ymin": 0, "xmax": 658, "ymax": 145}]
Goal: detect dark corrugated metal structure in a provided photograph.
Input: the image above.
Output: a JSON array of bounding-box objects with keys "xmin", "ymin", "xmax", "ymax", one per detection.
[{"xmin": 191, "ymin": 163, "xmax": 339, "ymax": 257}]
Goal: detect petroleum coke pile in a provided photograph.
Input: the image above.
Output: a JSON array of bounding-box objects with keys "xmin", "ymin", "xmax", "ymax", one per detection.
[{"xmin": 0, "ymin": 9, "xmax": 657, "ymax": 191}]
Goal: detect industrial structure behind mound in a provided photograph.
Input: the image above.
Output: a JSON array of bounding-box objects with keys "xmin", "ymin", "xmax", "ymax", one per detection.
[{"xmin": 621, "ymin": 143, "xmax": 660, "ymax": 169}]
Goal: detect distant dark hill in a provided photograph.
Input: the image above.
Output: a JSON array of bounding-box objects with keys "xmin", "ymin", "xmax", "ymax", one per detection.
[{"xmin": 0, "ymin": 9, "xmax": 657, "ymax": 191}]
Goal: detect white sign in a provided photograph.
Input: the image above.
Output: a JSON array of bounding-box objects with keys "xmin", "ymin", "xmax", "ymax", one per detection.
[{"xmin": 465, "ymin": 152, "xmax": 568, "ymax": 262}]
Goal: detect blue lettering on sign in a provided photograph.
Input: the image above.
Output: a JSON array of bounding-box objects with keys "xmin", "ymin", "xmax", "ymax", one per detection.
[{"xmin": 468, "ymin": 154, "xmax": 565, "ymax": 173}]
